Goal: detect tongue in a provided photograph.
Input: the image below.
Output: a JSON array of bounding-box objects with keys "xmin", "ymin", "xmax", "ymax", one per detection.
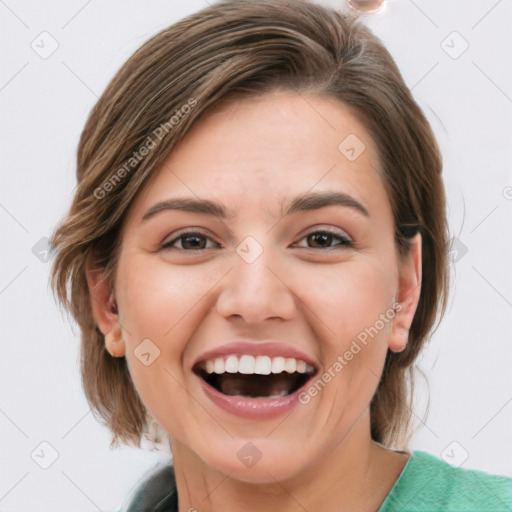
[{"xmin": 218, "ymin": 373, "xmax": 299, "ymax": 398}]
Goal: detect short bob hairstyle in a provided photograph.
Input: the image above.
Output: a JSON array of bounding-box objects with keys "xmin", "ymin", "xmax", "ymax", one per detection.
[{"xmin": 50, "ymin": 0, "xmax": 449, "ymax": 449}]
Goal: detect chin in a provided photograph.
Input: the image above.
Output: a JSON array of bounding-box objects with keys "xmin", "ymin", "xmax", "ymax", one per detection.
[{"xmin": 198, "ymin": 438, "xmax": 308, "ymax": 484}]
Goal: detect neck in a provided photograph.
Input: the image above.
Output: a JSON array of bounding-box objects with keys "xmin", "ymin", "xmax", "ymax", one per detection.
[{"xmin": 169, "ymin": 410, "xmax": 410, "ymax": 512}]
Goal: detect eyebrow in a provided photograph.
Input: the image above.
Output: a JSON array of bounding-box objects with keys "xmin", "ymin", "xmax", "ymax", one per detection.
[
  {"xmin": 282, "ymin": 191, "xmax": 369, "ymax": 218},
  {"xmin": 141, "ymin": 191, "xmax": 369, "ymax": 222}
]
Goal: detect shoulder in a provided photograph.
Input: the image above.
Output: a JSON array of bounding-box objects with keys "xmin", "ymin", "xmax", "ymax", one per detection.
[
  {"xmin": 380, "ymin": 450, "xmax": 512, "ymax": 512},
  {"xmin": 118, "ymin": 460, "xmax": 177, "ymax": 512}
]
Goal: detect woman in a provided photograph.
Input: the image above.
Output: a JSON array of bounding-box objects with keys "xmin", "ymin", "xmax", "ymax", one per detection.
[{"xmin": 49, "ymin": 0, "xmax": 512, "ymax": 511}]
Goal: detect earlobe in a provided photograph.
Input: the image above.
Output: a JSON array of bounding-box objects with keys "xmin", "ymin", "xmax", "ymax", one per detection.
[
  {"xmin": 388, "ymin": 325, "xmax": 409, "ymax": 353},
  {"xmin": 388, "ymin": 233, "xmax": 422, "ymax": 353},
  {"xmin": 86, "ymin": 262, "xmax": 126, "ymax": 358},
  {"xmin": 104, "ymin": 324, "xmax": 126, "ymax": 358}
]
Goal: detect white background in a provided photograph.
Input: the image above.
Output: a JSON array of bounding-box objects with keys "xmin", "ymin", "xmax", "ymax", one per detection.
[{"xmin": 0, "ymin": 0, "xmax": 511, "ymax": 511}]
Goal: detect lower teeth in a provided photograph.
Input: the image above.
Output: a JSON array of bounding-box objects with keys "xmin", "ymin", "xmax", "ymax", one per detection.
[{"xmin": 237, "ymin": 390, "xmax": 289, "ymax": 399}]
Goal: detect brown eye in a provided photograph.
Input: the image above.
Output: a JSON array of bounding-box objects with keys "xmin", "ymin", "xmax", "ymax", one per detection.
[
  {"xmin": 161, "ymin": 231, "xmax": 220, "ymax": 251},
  {"xmin": 297, "ymin": 230, "xmax": 353, "ymax": 249},
  {"xmin": 180, "ymin": 234, "xmax": 207, "ymax": 250},
  {"xmin": 307, "ymin": 232, "xmax": 334, "ymax": 248}
]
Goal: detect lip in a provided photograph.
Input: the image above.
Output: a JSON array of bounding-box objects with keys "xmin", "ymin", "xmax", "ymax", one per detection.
[
  {"xmin": 192, "ymin": 340, "xmax": 319, "ymax": 420},
  {"xmin": 196, "ymin": 371, "xmax": 314, "ymax": 420},
  {"xmin": 192, "ymin": 341, "xmax": 319, "ymax": 369}
]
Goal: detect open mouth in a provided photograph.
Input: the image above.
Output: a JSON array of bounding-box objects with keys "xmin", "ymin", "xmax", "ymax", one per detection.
[{"xmin": 193, "ymin": 355, "xmax": 317, "ymax": 399}]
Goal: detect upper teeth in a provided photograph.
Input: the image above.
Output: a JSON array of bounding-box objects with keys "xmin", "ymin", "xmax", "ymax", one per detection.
[{"xmin": 204, "ymin": 355, "xmax": 312, "ymax": 375}]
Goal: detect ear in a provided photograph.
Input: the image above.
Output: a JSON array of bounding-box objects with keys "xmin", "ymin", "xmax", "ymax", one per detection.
[
  {"xmin": 85, "ymin": 256, "xmax": 125, "ymax": 357},
  {"xmin": 388, "ymin": 232, "xmax": 422, "ymax": 353}
]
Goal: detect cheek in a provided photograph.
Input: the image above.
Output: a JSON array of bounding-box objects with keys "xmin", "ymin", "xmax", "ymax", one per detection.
[
  {"xmin": 301, "ymin": 259, "xmax": 396, "ymax": 347},
  {"xmin": 114, "ymin": 255, "xmax": 221, "ymax": 428},
  {"xmin": 117, "ymin": 255, "xmax": 216, "ymax": 341},
  {"xmin": 114, "ymin": 256, "xmax": 219, "ymax": 399},
  {"xmin": 291, "ymin": 259, "xmax": 396, "ymax": 431}
]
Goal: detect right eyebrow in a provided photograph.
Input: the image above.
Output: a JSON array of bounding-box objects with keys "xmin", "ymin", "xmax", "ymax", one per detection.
[{"xmin": 141, "ymin": 198, "xmax": 231, "ymax": 223}]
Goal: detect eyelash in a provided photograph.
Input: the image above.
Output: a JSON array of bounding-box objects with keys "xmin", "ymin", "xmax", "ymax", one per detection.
[{"xmin": 161, "ymin": 228, "xmax": 354, "ymax": 251}]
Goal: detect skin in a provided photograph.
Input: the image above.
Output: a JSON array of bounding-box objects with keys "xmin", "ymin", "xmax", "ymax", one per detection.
[{"xmin": 88, "ymin": 91, "xmax": 422, "ymax": 512}]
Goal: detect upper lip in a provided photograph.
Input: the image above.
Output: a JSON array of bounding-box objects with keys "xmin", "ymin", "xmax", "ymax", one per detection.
[{"xmin": 193, "ymin": 341, "xmax": 319, "ymax": 370}]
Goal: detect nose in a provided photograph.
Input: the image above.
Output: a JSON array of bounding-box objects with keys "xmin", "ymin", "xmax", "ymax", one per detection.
[{"xmin": 215, "ymin": 241, "xmax": 297, "ymax": 325}]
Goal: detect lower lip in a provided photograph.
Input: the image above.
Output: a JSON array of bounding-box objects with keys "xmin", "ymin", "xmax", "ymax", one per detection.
[{"xmin": 197, "ymin": 375, "xmax": 311, "ymax": 420}]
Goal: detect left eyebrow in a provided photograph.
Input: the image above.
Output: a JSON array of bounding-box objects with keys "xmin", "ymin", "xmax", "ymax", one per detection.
[{"xmin": 281, "ymin": 191, "xmax": 370, "ymax": 218}]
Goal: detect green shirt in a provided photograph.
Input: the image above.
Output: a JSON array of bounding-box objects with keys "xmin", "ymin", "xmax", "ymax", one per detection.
[
  {"xmin": 378, "ymin": 450, "xmax": 511, "ymax": 511},
  {"xmin": 118, "ymin": 450, "xmax": 512, "ymax": 511}
]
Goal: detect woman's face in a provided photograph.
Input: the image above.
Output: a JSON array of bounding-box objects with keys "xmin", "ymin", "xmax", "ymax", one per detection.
[{"xmin": 99, "ymin": 91, "xmax": 421, "ymax": 481}]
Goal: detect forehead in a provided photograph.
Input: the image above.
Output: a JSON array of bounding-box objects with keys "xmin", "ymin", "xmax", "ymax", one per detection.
[{"xmin": 124, "ymin": 91, "xmax": 388, "ymax": 224}]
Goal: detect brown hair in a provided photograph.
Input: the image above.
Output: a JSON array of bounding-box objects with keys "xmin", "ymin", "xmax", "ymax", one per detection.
[{"xmin": 49, "ymin": 0, "xmax": 449, "ymax": 449}]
